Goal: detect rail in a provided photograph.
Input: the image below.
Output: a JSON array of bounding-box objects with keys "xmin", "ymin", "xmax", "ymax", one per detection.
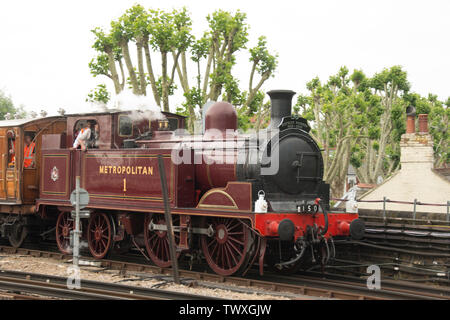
[
  {"xmin": 1, "ymin": 245, "xmax": 448, "ymax": 300},
  {"xmin": 0, "ymin": 269, "xmax": 216, "ymax": 300}
]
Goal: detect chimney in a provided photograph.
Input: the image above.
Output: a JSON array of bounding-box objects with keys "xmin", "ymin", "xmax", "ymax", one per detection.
[
  {"xmin": 405, "ymin": 106, "xmax": 416, "ymax": 134},
  {"xmin": 418, "ymin": 114, "xmax": 429, "ymax": 133},
  {"xmin": 267, "ymin": 90, "xmax": 296, "ymax": 128},
  {"xmin": 400, "ymin": 108, "xmax": 433, "ymax": 170}
]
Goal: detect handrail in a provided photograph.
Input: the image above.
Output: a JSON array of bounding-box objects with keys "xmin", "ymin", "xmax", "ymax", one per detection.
[
  {"xmin": 2, "ymin": 154, "xmax": 6, "ymax": 193},
  {"xmin": 332, "ymin": 197, "xmax": 449, "ymax": 207}
]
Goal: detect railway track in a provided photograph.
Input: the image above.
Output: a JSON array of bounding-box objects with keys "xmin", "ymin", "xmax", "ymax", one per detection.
[
  {"xmin": 254, "ymin": 271, "xmax": 450, "ymax": 300},
  {"xmin": 0, "ymin": 269, "xmax": 216, "ymax": 300},
  {"xmin": 1, "ymin": 245, "xmax": 449, "ymax": 300}
]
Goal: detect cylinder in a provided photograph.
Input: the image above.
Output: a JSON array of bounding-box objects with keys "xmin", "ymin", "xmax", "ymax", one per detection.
[{"xmin": 418, "ymin": 114, "xmax": 428, "ymax": 133}]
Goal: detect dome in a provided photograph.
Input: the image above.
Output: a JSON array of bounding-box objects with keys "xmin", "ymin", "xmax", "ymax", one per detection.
[{"xmin": 205, "ymin": 102, "xmax": 237, "ymax": 132}]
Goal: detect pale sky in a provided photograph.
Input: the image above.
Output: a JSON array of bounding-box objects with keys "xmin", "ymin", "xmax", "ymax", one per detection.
[{"xmin": 0, "ymin": 0, "xmax": 449, "ymax": 116}]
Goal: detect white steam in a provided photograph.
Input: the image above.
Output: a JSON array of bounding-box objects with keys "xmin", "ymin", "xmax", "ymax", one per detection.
[{"xmin": 91, "ymin": 90, "xmax": 165, "ymax": 122}]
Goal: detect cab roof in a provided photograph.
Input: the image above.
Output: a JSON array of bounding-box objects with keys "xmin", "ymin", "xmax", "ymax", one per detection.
[
  {"xmin": 0, "ymin": 110, "xmax": 184, "ymax": 128},
  {"xmin": 0, "ymin": 116, "xmax": 65, "ymax": 128}
]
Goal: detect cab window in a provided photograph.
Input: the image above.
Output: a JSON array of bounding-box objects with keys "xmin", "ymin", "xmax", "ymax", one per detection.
[
  {"xmin": 119, "ymin": 116, "xmax": 133, "ymax": 137},
  {"xmin": 168, "ymin": 118, "xmax": 179, "ymax": 131},
  {"xmin": 73, "ymin": 119, "xmax": 99, "ymax": 149}
]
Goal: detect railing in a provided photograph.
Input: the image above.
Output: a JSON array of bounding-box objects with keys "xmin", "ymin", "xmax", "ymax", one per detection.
[{"xmin": 332, "ymin": 197, "xmax": 450, "ymax": 222}]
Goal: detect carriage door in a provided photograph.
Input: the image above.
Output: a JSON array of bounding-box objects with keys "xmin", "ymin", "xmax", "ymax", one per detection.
[
  {"xmin": 5, "ymin": 128, "xmax": 20, "ymax": 201},
  {"xmin": 22, "ymin": 131, "xmax": 38, "ymax": 203},
  {"xmin": 0, "ymin": 128, "xmax": 8, "ymax": 199}
]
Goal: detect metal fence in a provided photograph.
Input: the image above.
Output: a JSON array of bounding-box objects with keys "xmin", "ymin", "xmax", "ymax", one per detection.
[{"xmin": 332, "ymin": 197, "xmax": 450, "ymax": 222}]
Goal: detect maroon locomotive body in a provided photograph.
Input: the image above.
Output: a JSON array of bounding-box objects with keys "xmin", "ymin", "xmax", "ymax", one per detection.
[{"xmin": 0, "ymin": 90, "xmax": 364, "ymax": 276}]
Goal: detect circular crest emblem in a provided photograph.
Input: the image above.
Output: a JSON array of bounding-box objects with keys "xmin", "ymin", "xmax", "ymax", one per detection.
[{"xmin": 51, "ymin": 166, "xmax": 59, "ymax": 182}]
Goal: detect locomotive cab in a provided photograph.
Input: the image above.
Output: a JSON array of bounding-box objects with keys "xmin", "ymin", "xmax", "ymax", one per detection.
[{"xmin": 64, "ymin": 111, "xmax": 185, "ymax": 149}]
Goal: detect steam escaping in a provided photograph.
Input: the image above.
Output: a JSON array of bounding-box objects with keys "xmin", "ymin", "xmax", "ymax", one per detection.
[
  {"xmin": 109, "ymin": 90, "xmax": 165, "ymax": 122},
  {"xmin": 91, "ymin": 90, "xmax": 165, "ymax": 122}
]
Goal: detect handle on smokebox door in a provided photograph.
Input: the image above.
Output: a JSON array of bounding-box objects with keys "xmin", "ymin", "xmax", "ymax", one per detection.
[{"xmin": 157, "ymin": 155, "xmax": 180, "ymax": 284}]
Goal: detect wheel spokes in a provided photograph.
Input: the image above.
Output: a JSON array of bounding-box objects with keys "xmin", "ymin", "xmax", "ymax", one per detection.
[
  {"xmin": 202, "ymin": 218, "xmax": 250, "ymax": 275},
  {"xmin": 88, "ymin": 213, "xmax": 111, "ymax": 259}
]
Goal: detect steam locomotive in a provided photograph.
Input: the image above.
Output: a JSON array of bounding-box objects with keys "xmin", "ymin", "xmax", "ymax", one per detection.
[{"xmin": 0, "ymin": 89, "xmax": 364, "ymax": 276}]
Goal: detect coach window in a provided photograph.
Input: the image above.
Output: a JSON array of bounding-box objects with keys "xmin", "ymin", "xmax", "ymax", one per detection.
[
  {"xmin": 23, "ymin": 132, "xmax": 36, "ymax": 169},
  {"xmin": 7, "ymin": 129, "xmax": 16, "ymax": 167},
  {"xmin": 119, "ymin": 115, "xmax": 133, "ymax": 137}
]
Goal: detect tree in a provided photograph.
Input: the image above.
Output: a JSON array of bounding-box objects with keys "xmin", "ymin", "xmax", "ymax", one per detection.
[
  {"xmin": 0, "ymin": 90, "xmax": 26, "ymax": 120},
  {"xmin": 297, "ymin": 65, "xmax": 450, "ymax": 197},
  {"xmin": 88, "ymin": 6, "xmax": 278, "ymax": 131},
  {"xmin": 355, "ymin": 66, "xmax": 410, "ymax": 184},
  {"xmin": 86, "ymin": 84, "xmax": 111, "ymax": 105},
  {"xmin": 91, "ymin": 28, "xmax": 124, "ymax": 95},
  {"xmin": 148, "ymin": 8, "xmax": 193, "ymax": 112},
  {"xmin": 295, "ymin": 67, "xmax": 378, "ymax": 196},
  {"xmin": 404, "ymin": 92, "xmax": 449, "ymax": 167},
  {"xmin": 245, "ymin": 36, "xmax": 278, "ymax": 112}
]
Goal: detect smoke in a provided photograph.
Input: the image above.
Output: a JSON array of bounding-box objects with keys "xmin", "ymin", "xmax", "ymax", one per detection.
[
  {"xmin": 108, "ymin": 90, "xmax": 165, "ymax": 122},
  {"xmin": 90, "ymin": 90, "xmax": 165, "ymax": 122}
]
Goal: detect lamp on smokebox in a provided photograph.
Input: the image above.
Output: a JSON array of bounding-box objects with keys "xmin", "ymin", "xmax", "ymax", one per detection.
[{"xmin": 158, "ymin": 119, "xmax": 170, "ymax": 131}]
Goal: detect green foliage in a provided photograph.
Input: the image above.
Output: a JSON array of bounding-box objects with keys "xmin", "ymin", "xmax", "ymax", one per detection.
[
  {"xmin": 88, "ymin": 6, "xmax": 277, "ymax": 130},
  {"xmin": 122, "ymin": 4, "xmax": 150, "ymax": 41},
  {"xmin": 428, "ymin": 96, "xmax": 449, "ymax": 166},
  {"xmin": 91, "ymin": 27, "xmax": 115, "ymax": 52},
  {"xmin": 86, "ymin": 84, "xmax": 111, "ymax": 104},
  {"xmin": 155, "ymin": 76, "xmax": 177, "ymax": 97},
  {"xmin": 179, "ymin": 87, "xmax": 202, "ymax": 116},
  {"xmin": 370, "ymin": 65, "xmax": 410, "ymax": 92},
  {"xmin": 249, "ymin": 36, "xmax": 278, "ymax": 76},
  {"xmin": 89, "ymin": 53, "xmax": 110, "ymax": 77},
  {"xmin": 206, "ymin": 10, "xmax": 248, "ymax": 53},
  {"xmin": 299, "ymin": 65, "xmax": 448, "ymax": 197},
  {"xmin": 190, "ymin": 36, "xmax": 210, "ymax": 63},
  {"xmin": 148, "ymin": 8, "xmax": 192, "ymax": 53},
  {"xmin": 0, "ymin": 90, "xmax": 25, "ymax": 120},
  {"xmin": 0, "ymin": 90, "xmax": 16, "ymax": 119},
  {"xmin": 297, "ymin": 66, "xmax": 414, "ymax": 196}
]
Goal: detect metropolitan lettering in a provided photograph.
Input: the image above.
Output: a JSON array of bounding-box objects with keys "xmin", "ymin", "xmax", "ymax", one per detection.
[{"xmin": 98, "ymin": 165, "xmax": 154, "ymax": 175}]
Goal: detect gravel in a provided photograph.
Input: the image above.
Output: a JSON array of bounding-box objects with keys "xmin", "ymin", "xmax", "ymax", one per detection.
[{"xmin": 0, "ymin": 253, "xmax": 293, "ymax": 300}]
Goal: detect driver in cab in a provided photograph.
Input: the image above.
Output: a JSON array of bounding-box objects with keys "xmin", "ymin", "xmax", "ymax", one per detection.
[{"xmin": 72, "ymin": 121, "xmax": 92, "ymax": 151}]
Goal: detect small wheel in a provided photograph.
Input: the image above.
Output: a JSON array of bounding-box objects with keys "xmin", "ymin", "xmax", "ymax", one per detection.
[
  {"xmin": 87, "ymin": 212, "xmax": 113, "ymax": 259},
  {"xmin": 8, "ymin": 222, "xmax": 27, "ymax": 248},
  {"xmin": 144, "ymin": 213, "xmax": 181, "ymax": 268},
  {"xmin": 55, "ymin": 211, "xmax": 73, "ymax": 254},
  {"xmin": 200, "ymin": 217, "xmax": 253, "ymax": 276}
]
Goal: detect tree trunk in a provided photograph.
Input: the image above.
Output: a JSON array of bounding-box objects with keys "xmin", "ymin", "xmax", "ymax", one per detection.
[
  {"xmin": 136, "ymin": 40, "xmax": 146, "ymax": 95},
  {"xmin": 121, "ymin": 40, "xmax": 139, "ymax": 95},
  {"xmin": 202, "ymin": 48, "xmax": 214, "ymax": 103},
  {"xmin": 118, "ymin": 59, "xmax": 125, "ymax": 90},
  {"xmin": 181, "ymin": 52, "xmax": 189, "ymax": 91},
  {"xmin": 197, "ymin": 61, "xmax": 201, "ymax": 90},
  {"xmin": 248, "ymin": 61, "xmax": 257, "ymax": 92},
  {"xmin": 161, "ymin": 51, "xmax": 169, "ymax": 112},
  {"xmin": 144, "ymin": 41, "xmax": 160, "ymax": 106},
  {"xmin": 245, "ymin": 72, "xmax": 270, "ymax": 113},
  {"xmin": 105, "ymin": 49, "xmax": 121, "ymax": 94}
]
